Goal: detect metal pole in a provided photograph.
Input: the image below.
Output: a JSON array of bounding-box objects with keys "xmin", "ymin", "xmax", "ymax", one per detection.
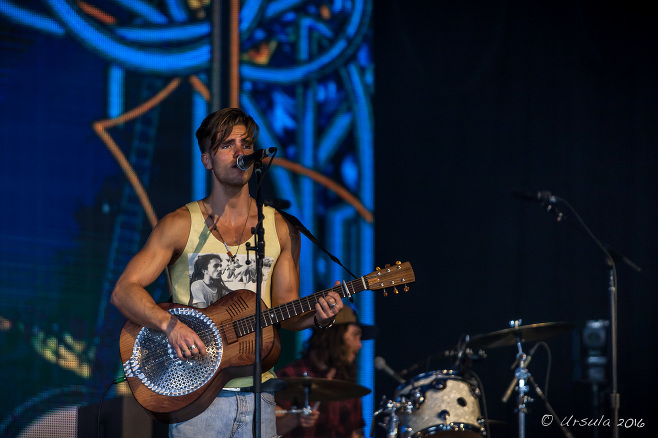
[
  {"xmin": 609, "ymin": 266, "xmax": 620, "ymax": 438},
  {"xmin": 210, "ymin": 0, "xmax": 221, "ymax": 111}
]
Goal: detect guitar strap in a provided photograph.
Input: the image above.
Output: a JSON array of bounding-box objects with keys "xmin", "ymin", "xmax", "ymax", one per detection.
[{"xmin": 275, "ymin": 208, "xmax": 358, "ymax": 280}]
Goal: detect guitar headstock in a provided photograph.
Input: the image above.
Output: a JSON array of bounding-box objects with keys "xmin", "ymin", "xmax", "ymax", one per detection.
[{"xmin": 365, "ymin": 261, "xmax": 415, "ymax": 296}]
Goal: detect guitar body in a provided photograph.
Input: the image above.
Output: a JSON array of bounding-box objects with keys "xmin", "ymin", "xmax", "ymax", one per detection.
[{"xmin": 119, "ymin": 289, "xmax": 281, "ymax": 423}]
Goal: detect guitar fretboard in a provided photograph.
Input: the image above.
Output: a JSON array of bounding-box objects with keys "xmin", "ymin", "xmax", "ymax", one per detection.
[{"xmin": 228, "ymin": 276, "xmax": 368, "ymax": 337}]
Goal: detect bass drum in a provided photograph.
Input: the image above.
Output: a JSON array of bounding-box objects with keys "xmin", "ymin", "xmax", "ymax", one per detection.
[{"xmin": 395, "ymin": 370, "xmax": 485, "ymax": 437}]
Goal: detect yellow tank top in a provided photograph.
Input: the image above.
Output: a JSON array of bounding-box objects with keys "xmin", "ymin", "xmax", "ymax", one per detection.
[{"xmin": 169, "ymin": 200, "xmax": 281, "ymax": 388}]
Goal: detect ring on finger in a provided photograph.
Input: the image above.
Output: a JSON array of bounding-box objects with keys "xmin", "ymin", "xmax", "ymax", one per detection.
[
  {"xmin": 329, "ymin": 303, "xmax": 336, "ymax": 308},
  {"xmin": 190, "ymin": 345, "xmax": 197, "ymax": 350}
]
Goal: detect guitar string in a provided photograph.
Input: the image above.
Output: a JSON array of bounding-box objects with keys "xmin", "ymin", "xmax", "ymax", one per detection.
[
  {"xmin": 232, "ymin": 280, "xmax": 362, "ymax": 335},
  {"xmin": 178, "ymin": 277, "xmax": 370, "ymax": 344},
  {"xmin": 243, "ymin": 288, "xmax": 331, "ymax": 330},
  {"xmin": 215, "ymin": 274, "xmax": 377, "ymax": 337}
]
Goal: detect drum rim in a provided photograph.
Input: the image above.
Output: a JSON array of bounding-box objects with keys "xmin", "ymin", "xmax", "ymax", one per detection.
[
  {"xmin": 409, "ymin": 421, "xmax": 485, "ymax": 437},
  {"xmin": 395, "ymin": 369, "xmax": 464, "ymax": 394}
]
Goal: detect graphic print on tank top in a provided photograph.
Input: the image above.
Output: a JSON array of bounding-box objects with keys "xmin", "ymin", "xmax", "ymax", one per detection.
[{"xmin": 186, "ymin": 252, "xmax": 274, "ymax": 308}]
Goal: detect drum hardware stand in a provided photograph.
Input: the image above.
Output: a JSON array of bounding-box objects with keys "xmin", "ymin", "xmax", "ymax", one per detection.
[
  {"xmin": 299, "ymin": 372, "xmax": 312, "ymax": 413},
  {"xmin": 371, "ymin": 398, "xmax": 404, "ymax": 438},
  {"xmin": 508, "ymin": 320, "xmax": 532, "ymax": 438},
  {"xmin": 281, "ymin": 372, "xmax": 314, "ymax": 419},
  {"xmin": 507, "ymin": 320, "xmax": 574, "ymax": 438},
  {"xmin": 528, "ymin": 376, "xmax": 574, "ymax": 438}
]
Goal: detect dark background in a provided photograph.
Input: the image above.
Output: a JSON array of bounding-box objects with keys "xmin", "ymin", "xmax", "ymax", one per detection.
[{"xmin": 373, "ymin": 2, "xmax": 657, "ymax": 437}]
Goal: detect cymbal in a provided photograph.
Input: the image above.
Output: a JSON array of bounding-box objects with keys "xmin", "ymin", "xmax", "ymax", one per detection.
[
  {"xmin": 275, "ymin": 377, "xmax": 371, "ymax": 402},
  {"xmin": 466, "ymin": 322, "xmax": 575, "ymax": 349}
]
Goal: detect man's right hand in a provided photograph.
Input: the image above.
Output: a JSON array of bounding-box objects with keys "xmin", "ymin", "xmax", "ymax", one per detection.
[{"xmin": 164, "ymin": 315, "xmax": 208, "ymax": 360}]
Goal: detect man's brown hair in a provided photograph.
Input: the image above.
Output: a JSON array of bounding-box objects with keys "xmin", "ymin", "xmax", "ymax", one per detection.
[{"xmin": 195, "ymin": 108, "xmax": 259, "ymax": 154}]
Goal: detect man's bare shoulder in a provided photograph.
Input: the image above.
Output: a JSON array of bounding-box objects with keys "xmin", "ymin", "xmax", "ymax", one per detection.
[
  {"xmin": 273, "ymin": 209, "xmax": 299, "ymax": 238},
  {"xmin": 157, "ymin": 205, "xmax": 192, "ymax": 229},
  {"xmin": 272, "ymin": 209, "xmax": 300, "ymax": 261},
  {"xmin": 149, "ymin": 205, "xmax": 192, "ymax": 249}
]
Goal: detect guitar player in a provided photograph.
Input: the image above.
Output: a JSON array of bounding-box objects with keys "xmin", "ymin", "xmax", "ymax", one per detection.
[{"xmin": 111, "ymin": 107, "xmax": 343, "ymax": 437}]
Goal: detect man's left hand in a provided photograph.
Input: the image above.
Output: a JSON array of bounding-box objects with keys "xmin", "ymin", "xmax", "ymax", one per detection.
[{"xmin": 315, "ymin": 281, "xmax": 343, "ymax": 325}]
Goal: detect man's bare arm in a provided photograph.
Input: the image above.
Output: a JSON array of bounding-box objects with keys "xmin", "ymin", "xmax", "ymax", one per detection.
[
  {"xmin": 271, "ymin": 212, "xmax": 342, "ymax": 331},
  {"xmin": 111, "ymin": 208, "xmax": 207, "ymax": 359}
]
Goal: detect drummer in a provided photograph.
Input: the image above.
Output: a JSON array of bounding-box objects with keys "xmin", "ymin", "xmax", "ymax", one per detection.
[{"xmin": 275, "ymin": 306, "xmax": 378, "ymax": 438}]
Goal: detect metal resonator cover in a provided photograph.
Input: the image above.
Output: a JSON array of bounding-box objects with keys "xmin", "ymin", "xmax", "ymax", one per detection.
[{"xmin": 123, "ymin": 308, "xmax": 223, "ymax": 396}]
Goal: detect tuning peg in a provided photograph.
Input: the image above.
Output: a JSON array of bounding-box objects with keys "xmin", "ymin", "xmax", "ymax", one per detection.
[
  {"xmin": 385, "ymin": 264, "xmax": 390, "ymax": 268},
  {"xmin": 383, "ymin": 289, "xmax": 388, "ymax": 297},
  {"xmin": 393, "ymin": 287, "xmax": 399, "ymax": 294},
  {"xmin": 396, "ymin": 261, "xmax": 401, "ymax": 265},
  {"xmin": 376, "ymin": 266, "xmax": 381, "ymax": 271},
  {"xmin": 404, "ymin": 285, "xmax": 410, "ymax": 292}
]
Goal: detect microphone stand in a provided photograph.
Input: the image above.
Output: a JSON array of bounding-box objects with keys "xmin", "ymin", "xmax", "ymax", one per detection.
[
  {"xmin": 535, "ymin": 196, "xmax": 642, "ymax": 438},
  {"xmin": 607, "ymin": 261, "xmax": 620, "ymax": 438},
  {"xmin": 250, "ymin": 159, "xmax": 266, "ymax": 438}
]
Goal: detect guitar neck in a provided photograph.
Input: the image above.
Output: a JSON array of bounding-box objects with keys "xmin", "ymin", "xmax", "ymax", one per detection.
[{"xmin": 233, "ymin": 276, "xmax": 368, "ymax": 337}]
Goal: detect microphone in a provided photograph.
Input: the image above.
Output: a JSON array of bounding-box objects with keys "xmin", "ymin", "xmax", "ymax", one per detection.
[
  {"xmin": 374, "ymin": 356, "xmax": 405, "ymax": 384},
  {"xmin": 501, "ymin": 345, "xmax": 538, "ymax": 403},
  {"xmin": 512, "ymin": 189, "xmax": 556, "ymax": 204},
  {"xmin": 236, "ymin": 147, "xmax": 277, "ymax": 170}
]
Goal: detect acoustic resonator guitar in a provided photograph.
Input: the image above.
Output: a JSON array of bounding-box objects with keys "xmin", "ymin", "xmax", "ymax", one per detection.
[{"xmin": 119, "ymin": 261, "xmax": 415, "ymax": 423}]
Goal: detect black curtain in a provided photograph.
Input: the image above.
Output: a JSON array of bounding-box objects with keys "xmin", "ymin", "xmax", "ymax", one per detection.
[{"xmin": 373, "ymin": 1, "xmax": 657, "ymax": 437}]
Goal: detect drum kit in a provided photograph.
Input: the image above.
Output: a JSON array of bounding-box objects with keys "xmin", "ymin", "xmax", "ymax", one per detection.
[
  {"xmin": 372, "ymin": 320, "xmax": 575, "ymax": 438},
  {"xmin": 273, "ymin": 320, "xmax": 574, "ymax": 438}
]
